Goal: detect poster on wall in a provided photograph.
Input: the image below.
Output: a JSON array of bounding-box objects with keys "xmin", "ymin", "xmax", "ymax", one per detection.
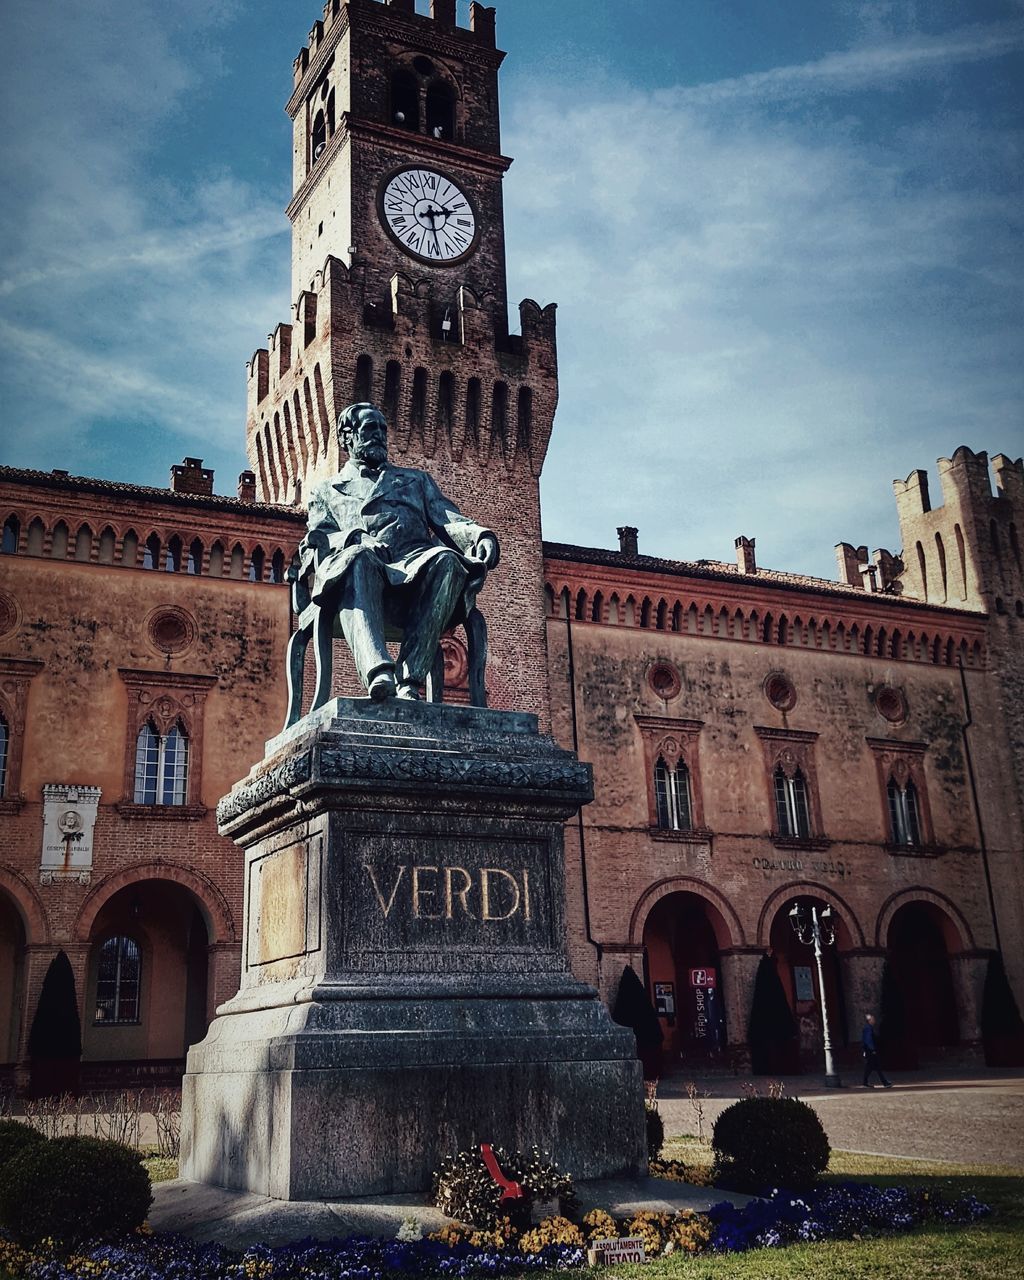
[
  {"xmin": 794, "ymin": 965, "xmax": 815, "ymax": 1002},
  {"xmin": 689, "ymin": 967, "xmax": 725, "ymax": 1050},
  {"xmin": 654, "ymin": 981, "xmax": 675, "ymax": 1017}
]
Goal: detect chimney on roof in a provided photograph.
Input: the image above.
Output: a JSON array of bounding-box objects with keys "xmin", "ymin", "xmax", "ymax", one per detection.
[
  {"xmin": 835, "ymin": 542, "xmax": 869, "ymax": 587},
  {"xmin": 617, "ymin": 526, "xmax": 638, "ymax": 557},
  {"xmin": 238, "ymin": 470, "xmax": 257, "ymax": 504},
  {"xmin": 171, "ymin": 457, "xmax": 214, "ymax": 496},
  {"xmin": 735, "ymin": 535, "xmax": 756, "ymax": 575},
  {"xmin": 873, "ymin": 548, "xmax": 901, "ymax": 591}
]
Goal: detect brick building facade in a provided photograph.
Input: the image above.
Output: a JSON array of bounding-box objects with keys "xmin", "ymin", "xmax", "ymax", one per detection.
[{"xmin": 1, "ymin": 0, "xmax": 1021, "ymax": 1091}]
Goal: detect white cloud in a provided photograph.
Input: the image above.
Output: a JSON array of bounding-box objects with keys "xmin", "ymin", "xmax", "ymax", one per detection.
[
  {"xmin": 674, "ymin": 21, "xmax": 1024, "ymax": 107},
  {"xmin": 0, "ymin": 1, "xmax": 288, "ymax": 475},
  {"xmin": 504, "ymin": 28, "xmax": 1023, "ymax": 577}
]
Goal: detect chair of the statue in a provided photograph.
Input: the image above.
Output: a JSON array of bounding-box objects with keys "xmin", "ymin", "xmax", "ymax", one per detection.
[{"xmin": 282, "ymin": 560, "xmax": 488, "ymax": 729}]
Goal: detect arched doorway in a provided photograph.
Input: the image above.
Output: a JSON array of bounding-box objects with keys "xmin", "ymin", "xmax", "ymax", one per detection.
[
  {"xmin": 0, "ymin": 891, "xmax": 27, "ymax": 1084},
  {"xmin": 642, "ymin": 892, "xmax": 729, "ymax": 1071},
  {"xmin": 81, "ymin": 881, "xmax": 211, "ymax": 1087},
  {"xmin": 767, "ymin": 895, "xmax": 849, "ymax": 1072},
  {"xmin": 885, "ymin": 901, "xmax": 960, "ymax": 1064}
]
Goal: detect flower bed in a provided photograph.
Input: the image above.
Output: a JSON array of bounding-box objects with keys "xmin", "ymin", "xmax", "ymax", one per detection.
[{"xmin": 0, "ymin": 1183, "xmax": 990, "ymax": 1279}]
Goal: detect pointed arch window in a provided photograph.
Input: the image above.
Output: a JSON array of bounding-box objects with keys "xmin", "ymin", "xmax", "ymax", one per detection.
[
  {"xmin": 636, "ymin": 716, "xmax": 708, "ymax": 840},
  {"xmin": 868, "ymin": 739, "xmax": 935, "ymax": 853},
  {"xmin": 755, "ymin": 726, "xmax": 827, "ymax": 847},
  {"xmin": 94, "ymin": 936, "xmax": 141, "ymax": 1025},
  {"xmin": 2, "ymin": 516, "xmax": 19, "ymax": 554},
  {"xmin": 0, "ymin": 713, "xmax": 8, "ymax": 797},
  {"xmin": 887, "ymin": 776, "xmax": 921, "ymax": 847},
  {"xmin": 134, "ymin": 720, "xmax": 189, "ymax": 805},
  {"xmin": 654, "ymin": 756, "xmax": 693, "ymax": 831},
  {"xmin": 774, "ymin": 766, "xmax": 811, "ymax": 839},
  {"xmin": 0, "ymin": 658, "xmax": 41, "ymax": 811},
  {"xmin": 119, "ymin": 669, "xmax": 215, "ymax": 818}
]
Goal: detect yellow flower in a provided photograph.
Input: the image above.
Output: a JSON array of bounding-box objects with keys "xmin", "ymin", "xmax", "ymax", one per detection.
[
  {"xmin": 582, "ymin": 1207, "xmax": 619, "ymax": 1240},
  {"xmin": 519, "ymin": 1215, "xmax": 584, "ymax": 1253}
]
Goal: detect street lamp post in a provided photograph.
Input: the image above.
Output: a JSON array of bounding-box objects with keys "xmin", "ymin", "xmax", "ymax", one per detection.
[{"xmin": 788, "ymin": 901, "xmax": 843, "ymax": 1088}]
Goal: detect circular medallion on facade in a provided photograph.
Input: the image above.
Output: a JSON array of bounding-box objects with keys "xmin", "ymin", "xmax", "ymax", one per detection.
[
  {"xmin": 146, "ymin": 606, "xmax": 197, "ymax": 656},
  {"xmin": 0, "ymin": 590, "xmax": 18, "ymax": 639},
  {"xmin": 441, "ymin": 635, "xmax": 469, "ymax": 688},
  {"xmin": 763, "ymin": 670, "xmax": 797, "ymax": 711},
  {"xmin": 874, "ymin": 684, "xmax": 908, "ymax": 724},
  {"xmin": 647, "ymin": 661, "xmax": 682, "ymax": 701}
]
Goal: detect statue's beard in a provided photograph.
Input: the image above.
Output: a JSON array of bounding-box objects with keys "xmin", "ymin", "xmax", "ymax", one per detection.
[{"xmin": 353, "ymin": 441, "xmax": 387, "ymax": 469}]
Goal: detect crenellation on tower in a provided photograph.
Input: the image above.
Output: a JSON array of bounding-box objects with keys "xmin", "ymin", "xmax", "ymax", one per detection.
[{"xmin": 890, "ymin": 445, "xmax": 1024, "ymax": 614}]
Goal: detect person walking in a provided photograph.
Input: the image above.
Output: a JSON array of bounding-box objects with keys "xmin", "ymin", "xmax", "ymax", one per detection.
[{"xmin": 862, "ymin": 1013, "xmax": 893, "ymax": 1088}]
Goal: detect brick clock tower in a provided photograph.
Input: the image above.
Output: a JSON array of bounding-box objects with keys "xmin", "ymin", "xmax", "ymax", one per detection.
[{"xmin": 247, "ymin": 0, "xmax": 557, "ymax": 719}]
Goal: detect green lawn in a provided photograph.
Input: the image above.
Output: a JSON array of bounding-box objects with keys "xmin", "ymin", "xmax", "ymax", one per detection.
[{"xmin": 615, "ymin": 1137, "xmax": 1024, "ymax": 1279}]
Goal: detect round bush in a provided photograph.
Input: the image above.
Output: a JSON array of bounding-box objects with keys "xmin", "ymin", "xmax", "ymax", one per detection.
[
  {"xmin": 0, "ymin": 1134, "xmax": 152, "ymax": 1246},
  {"xmin": 0, "ymin": 1118, "xmax": 45, "ymax": 1172},
  {"xmin": 712, "ymin": 1096, "xmax": 830, "ymax": 1193}
]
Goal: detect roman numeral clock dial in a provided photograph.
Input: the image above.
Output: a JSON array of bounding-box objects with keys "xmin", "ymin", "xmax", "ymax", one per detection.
[{"xmin": 379, "ymin": 167, "xmax": 478, "ymax": 264}]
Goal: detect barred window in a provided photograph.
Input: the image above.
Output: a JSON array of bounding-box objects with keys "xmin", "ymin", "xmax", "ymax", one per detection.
[
  {"xmin": 887, "ymin": 776, "xmax": 922, "ymax": 846},
  {"xmin": 94, "ymin": 936, "xmax": 141, "ymax": 1024},
  {"xmin": 133, "ymin": 721, "xmax": 189, "ymax": 805},
  {"xmin": 0, "ymin": 714, "xmax": 8, "ymax": 797},
  {"xmin": 654, "ymin": 756, "xmax": 693, "ymax": 831},
  {"xmin": 774, "ymin": 766, "xmax": 811, "ymax": 839}
]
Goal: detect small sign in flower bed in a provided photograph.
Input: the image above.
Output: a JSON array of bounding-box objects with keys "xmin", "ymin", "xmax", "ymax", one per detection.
[{"xmin": 0, "ymin": 1182, "xmax": 991, "ymax": 1278}]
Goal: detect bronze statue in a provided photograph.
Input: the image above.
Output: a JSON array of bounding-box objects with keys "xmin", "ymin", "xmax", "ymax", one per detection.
[{"xmin": 292, "ymin": 403, "xmax": 499, "ymax": 708}]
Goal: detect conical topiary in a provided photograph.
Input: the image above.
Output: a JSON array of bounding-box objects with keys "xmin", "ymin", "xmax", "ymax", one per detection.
[
  {"xmin": 611, "ymin": 965, "xmax": 664, "ymax": 1079},
  {"xmin": 982, "ymin": 952, "xmax": 1024, "ymax": 1067},
  {"xmin": 747, "ymin": 954, "xmax": 798, "ymax": 1075},
  {"xmin": 27, "ymin": 951, "xmax": 82, "ymax": 1097}
]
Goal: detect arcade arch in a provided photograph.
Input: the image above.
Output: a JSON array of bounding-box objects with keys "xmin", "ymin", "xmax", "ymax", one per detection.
[{"xmin": 636, "ymin": 883, "xmax": 738, "ymax": 1069}]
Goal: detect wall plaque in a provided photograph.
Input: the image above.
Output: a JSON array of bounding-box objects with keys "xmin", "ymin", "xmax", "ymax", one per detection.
[{"xmin": 40, "ymin": 785, "xmax": 101, "ymax": 883}]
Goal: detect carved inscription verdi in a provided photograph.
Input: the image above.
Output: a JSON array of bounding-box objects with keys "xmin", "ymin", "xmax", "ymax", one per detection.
[
  {"xmin": 364, "ymin": 863, "xmax": 533, "ymax": 922},
  {"xmin": 343, "ymin": 834, "xmax": 554, "ymax": 954}
]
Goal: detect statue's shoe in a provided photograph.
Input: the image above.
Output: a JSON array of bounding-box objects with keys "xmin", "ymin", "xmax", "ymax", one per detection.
[
  {"xmin": 396, "ymin": 682, "xmax": 422, "ymax": 701},
  {"xmin": 369, "ymin": 670, "xmax": 397, "ymax": 701}
]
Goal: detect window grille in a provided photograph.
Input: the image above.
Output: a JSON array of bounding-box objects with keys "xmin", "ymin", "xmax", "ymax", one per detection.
[
  {"xmin": 774, "ymin": 766, "xmax": 811, "ymax": 838},
  {"xmin": 0, "ymin": 715, "xmax": 8, "ymax": 796},
  {"xmin": 94, "ymin": 936, "xmax": 141, "ymax": 1024},
  {"xmin": 133, "ymin": 722, "xmax": 189, "ymax": 805},
  {"xmin": 887, "ymin": 777, "xmax": 921, "ymax": 846},
  {"xmin": 654, "ymin": 756, "xmax": 693, "ymax": 831}
]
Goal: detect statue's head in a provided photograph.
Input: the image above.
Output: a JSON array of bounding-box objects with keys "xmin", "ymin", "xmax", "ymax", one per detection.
[{"xmin": 338, "ymin": 403, "xmax": 388, "ymax": 470}]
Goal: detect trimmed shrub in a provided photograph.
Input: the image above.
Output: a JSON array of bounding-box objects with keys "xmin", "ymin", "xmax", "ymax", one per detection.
[
  {"xmin": 0, "ymin": 1134, "xmax": 152, "ymax": 1246},
  {"xmin": 712, "ymin": 1096, "xmax": 830, "ymax": 1193},
  {"xmin": 611, "ymin": 966, "xmax": 664, "ymax": 1080},
  {"xmin": 0, "ymin": 1119, "xmax": 44, "ymax": 1172},
  {"xmin": 748, "ymin": 955, "xmax": 798, "ymax": 1075},
  {"xmin": 982, "ymin": 952, "xmax": 1024, "ymax": 1067},
  {"xmin": 645, "ymin": 1102, "xmax": 664, "ymax": 1161}
]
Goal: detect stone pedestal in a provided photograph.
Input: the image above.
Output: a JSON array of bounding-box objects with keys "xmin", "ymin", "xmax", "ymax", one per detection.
[{"xmin": 181, "ymin": 699, "xmax": 645, "ymax": 1200}]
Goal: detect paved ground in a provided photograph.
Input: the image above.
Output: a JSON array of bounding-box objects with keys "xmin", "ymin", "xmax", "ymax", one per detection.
[
  {"xmin": 656, "ymin": 1067, "xmax": 1024, "ymax": 1167},
  {"xmin": 149, "ymin": 1176, "xmax": 751, "ymax": 1251}
]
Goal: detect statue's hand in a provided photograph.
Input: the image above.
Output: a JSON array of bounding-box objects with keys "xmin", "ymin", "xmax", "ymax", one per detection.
[{"xmin": 473, "ymin": 534, "xmax": 500, "ymax": 569}]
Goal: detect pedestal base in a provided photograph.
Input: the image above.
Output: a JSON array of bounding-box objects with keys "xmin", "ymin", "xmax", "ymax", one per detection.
[
  {"xmin": 181, "ymin": 699, "xmax": 646, "ymax": 1199},
  {"xmin": 182, "ymin": 995, "xmax": 643, "ymax": 1198}
]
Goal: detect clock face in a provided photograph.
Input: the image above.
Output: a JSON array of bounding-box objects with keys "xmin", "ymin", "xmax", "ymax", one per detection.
[{"xmin": 379, "ymin": 167, "xmax": 478, "ymax": 263}]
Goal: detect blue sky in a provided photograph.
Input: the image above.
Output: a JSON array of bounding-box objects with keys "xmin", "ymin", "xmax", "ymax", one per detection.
[{"xmin": 1, "ymin": 0, "xmax": 1021, "ymax": 580}]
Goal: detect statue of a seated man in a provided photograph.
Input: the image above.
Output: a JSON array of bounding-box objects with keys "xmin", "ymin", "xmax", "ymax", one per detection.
[{"xmin": 299, "ymin": 402, "xmax": 500, "ymax": 701}]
